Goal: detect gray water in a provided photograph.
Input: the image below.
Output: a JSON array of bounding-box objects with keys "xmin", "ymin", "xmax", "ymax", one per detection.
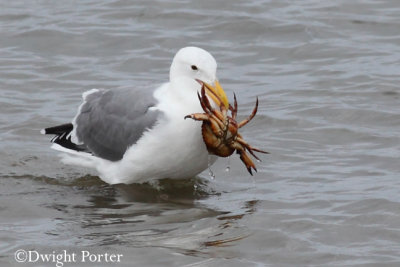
[{"xmin": 1, "ymin": 0, "xmax": 400, "ymax": 266}]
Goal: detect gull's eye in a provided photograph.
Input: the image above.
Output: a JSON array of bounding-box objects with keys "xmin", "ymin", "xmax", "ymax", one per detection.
[{"xmin": 191, "ymin": 65, "xmax": 198, "ymax": 71}]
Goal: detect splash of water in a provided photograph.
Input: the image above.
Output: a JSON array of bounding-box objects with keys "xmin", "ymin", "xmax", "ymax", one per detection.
[{"xmin": 208, "ymin": 155, "xmax": 216, "ymax": 180}]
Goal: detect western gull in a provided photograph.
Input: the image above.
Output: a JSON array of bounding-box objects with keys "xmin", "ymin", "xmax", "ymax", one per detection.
[{"xmin": 41, "ymin": 46, "xmax": 229, "ymax": 184}]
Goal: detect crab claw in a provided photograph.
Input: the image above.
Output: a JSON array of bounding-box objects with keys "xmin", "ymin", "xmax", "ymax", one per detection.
[{"xmin": 238, "ymin": 150, "xmax": 257, "ymax": 175}]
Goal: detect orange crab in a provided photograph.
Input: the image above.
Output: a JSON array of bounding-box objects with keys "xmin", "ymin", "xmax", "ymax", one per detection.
[{"xmin": 185, "ymin": 83, "xmax": 268, "ymax": 175}]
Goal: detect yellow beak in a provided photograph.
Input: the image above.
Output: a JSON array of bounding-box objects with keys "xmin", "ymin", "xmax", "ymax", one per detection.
[{"xmin": 201, "ymin": 80, "xmax": 229, "ymax": 109}]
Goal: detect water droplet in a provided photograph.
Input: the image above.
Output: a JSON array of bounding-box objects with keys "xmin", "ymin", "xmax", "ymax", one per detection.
[
  {"xmin": 207, "ymin": 155, "xmax": 216, "ymax": 180},
  {"xmin": 208, "ymin": 168, "xmax": 215, "ymax": 180},
  {"xmin": 256, "ymin": 159, "xmax": 261, "ymax": 163},
  {"xmin": 225, "ymin": 156, "xmax": 231, "ymax": 172}
]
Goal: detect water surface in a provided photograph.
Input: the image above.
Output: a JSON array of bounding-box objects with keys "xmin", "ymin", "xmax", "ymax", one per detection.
[{"xmin": 1, "ymin": 0, "xmax": 400, "ymax": 266}]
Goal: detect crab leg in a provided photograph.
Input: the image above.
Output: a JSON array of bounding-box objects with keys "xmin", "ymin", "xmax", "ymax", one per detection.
[
  {"xmin": 184, "ymin": 113, "xmax": 210, "ymax": 121},
  {"xmin": 196, "ymin": 92, "xmax": 226, "ymax": 130},
  {"xmin": 218, "ymin": 102, "xmax": 230, "ymax": 138},
  {"xmin": 230, "ymin": 93, "xmax": 238, "ymax": 120},
  {"xmin": 195, "ymin": 87, "xmax": 226, "ymax": 129},
  {"xmin": 184, "ymin": 112, "xmax": 224, "ymax": 135},
  {"xmin": 199, "ymin": 86, "xmax": 232, "ymax": 138},
  {"xmin": 233, "ymin": 137, "xmax": 260, "ymax": 161},
  {"xmin": 200, "ymin": 85, "xmax": 230, "ymax": 133},
  {"xmin": 236, "ymin": 135, "xmax": 269, "ymax": 154},
  {"xmin": 240, "ymin": 151, "xmax": 257, "ymax": 175},
  {"xmin": 197, "ymin": 91, "xmax": 212, "ymax": 114},
  {"xmin": 238, "ymin": 97, "xmax": 258, "ymax": 128},
  {"xmin": 229, "ymin": 142, "xmax": 257, "ymax": 175},
  {"xmin": 220, "ymin": 102, "xmax": 228, "ymax": 122},
  {"xmin": 200, "ymin": 86, "xmax": 226, "ymax": 122},
  {"xmin": 244, "ymin": 146, "xmax": 262, "ymax": 161}
]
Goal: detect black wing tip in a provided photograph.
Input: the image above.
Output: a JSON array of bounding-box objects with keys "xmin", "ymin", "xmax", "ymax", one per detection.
[
  {"xmin": 41, "ymin": 123, "xmax": 89, "ymax": 153},
  {"xmin": 42, "ymin": 123, "xmax": 73, "ymax": 135}
]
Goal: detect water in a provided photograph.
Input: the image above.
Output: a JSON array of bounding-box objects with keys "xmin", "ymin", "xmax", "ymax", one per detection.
[{"xmin": 1, "ymin": 0, "xmax": 400, "ymax": 266}]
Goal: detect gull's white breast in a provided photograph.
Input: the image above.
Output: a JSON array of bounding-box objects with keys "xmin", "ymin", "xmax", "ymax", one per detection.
[{"xmin": 97, "ymin": 79, "xmax": 214, "ymax": 184}]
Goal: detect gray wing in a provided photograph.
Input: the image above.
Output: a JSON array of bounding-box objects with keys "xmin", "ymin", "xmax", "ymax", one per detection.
[{"xmin": 75, "ymin": 86, "xmax": 160, "ymax": 161}]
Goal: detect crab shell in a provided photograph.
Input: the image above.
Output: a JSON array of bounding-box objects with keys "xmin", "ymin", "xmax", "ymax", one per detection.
[{"xmin": 201, "ymin": 117, "xmax": 238, "ymax": 157}]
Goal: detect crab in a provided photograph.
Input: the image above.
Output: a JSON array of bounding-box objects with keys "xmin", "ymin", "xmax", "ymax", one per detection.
[{"xmin": 185, "ymin": 83, "xmax": 269, "ymax": 175}]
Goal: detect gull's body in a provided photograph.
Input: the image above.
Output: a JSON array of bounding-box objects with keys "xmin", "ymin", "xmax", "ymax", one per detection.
[{"xmin": 42, "ymin": 47, "xmax": 228, "ymax": 184}]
